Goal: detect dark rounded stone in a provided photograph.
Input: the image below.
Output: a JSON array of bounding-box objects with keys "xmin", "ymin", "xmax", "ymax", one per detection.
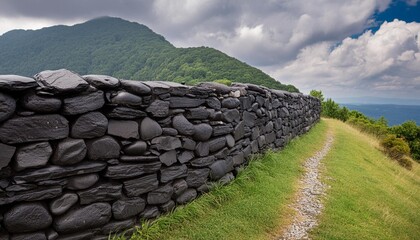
[
  {"xmin": 182, "ymin": 138, "xmax": 196, "ymax": 150},
  {"xmin": 12, "ymin": 162, "xmax": 105, "ymax": 186},
  {"xmin": 71, "ymin": 112, "xmax": 108, "ymax": 139},
  {"xmin": 159, "ymin": 150, "xmax": 177, "ymax": 166},
  {"xmin": 206, "ymin": 97, "xmax": 221, "ymax": 110},
  {"xmin": 0, "ymin": 142, "xmax": 16, "ymax": 170},
  {"xmin": 82, "ymin": 75, "xmax": 120, "ymax": 89},
  {"xmin": 77, "ymin": 182, "xmax": 122, "ymax": 205},
  {"xmin": 169, "ymin": 97, "xmax": 205, "ymax": 108},
  {"xmin": 212, "ymin": 124, "xmax": 233, "ymax": 136},
  {"xmin": 221, "ymin": 98, "xmax": 240, "ymax": 108},
  {"xmin": 105, "ymin": 106, "xmax": 147, "ymax": 119},
  {"xmin": 67, "ymin": 173, "xmax": 99, "ymax": 190},
  {"xmin": 11, "ymin": 232, "xmax": 46, "ymax": 240},
  {"xmin": 143, "ymin": 81, "xmax": 171, "ymax": 94},
  {"xmin": 140, "ymin": 117, "xmax": 162, "ymax": 140},
  {"xmin": 107, "ymin": 120, "xmax": 139, "ymax": 139},
  {"xmin": 62, "ymin": 90, "xmax": 105, "ymax": 115},
  {"xmin": 111, "ymin": 91, "xmax": 142, "ymax": 106},
  {"xmin": 195, "ymin": 141, "xmax": 210, "ymax": 157},
  {"xmin": 105, "ymin": 162, "xmax": 162, "ymax": 179},
  {"xmin": 210, "ymin": 160, "xmax": 234, "ymax": 180},
  {"xmin": 49, "ymin": 193, "xmax": 79, "ymax": 215},
  {"xmin": 172, "ymin": 179, "xmax": 188, "ymax": 197},
  {"xmin": 14, "ymin": 142, "xmax": 52, "ymax": 171},
  {"xmin": 86, "ymin": 136, "xmax": 120, "ymax": 160},
  {"xmin": 162, "ymin": 127, "xmax": 178, "ymax": 136},
  {"xmin": 55, "ymin": 231, "xmax": 95, "ymax": 240},
  {"xmin": 222, "ymin": 109, "xmax": 240, "ymax": 123},
  {"xmin": 233, "ymin": 152, "xmax": 245, "ymax": 166},
  {"xmin": 219, "ymin": 172, "xmax": 235, "ymax": 185},
  {"xmin": 123, "ymin": 174, "xmax": 159, "ymax": 197},
  {"xmin": 34, "ymin": 69, "xmax": 89, "ymax": 94},
  {"xmin": 21, "ymin": 92, "xmax": 61, "ymax": 113},
  {"xmin": 0, "ymin": 92, "xmax": 16, "ymax": 122},
  {"xmin": 46, "ymin": 229, "xmax": 58, "ymax": 240},
  {"xmin": 186, "ymin": 168, "xmax": 209, "ymax": 188},
  {"xmin": 190, "ymin": 156, "xmax": 215, "ymax": 167},
  {"xmin": 176, "ymin": 188, "xmax": 197, "ymax": 204},
  {"xmin": 234, "ymin": 121, "xmax": 245, "ymax": 141},
  {"xmin": 193, "ymin": 123, "xmax": 212, "ymax": 141},
  {"xmin": 120, "ymin": 79, "xmax": 151, "ymax": 95},
  {"xmin": 159, "ymin": 200, "xmax": 175, "ymax": 213},
  {"xmin": 197, "ymin": 82, "xmax": 233, "ymax": 94},
  {"xmin": 258, "ymin": 135, "xmax": 266, "ymax": 148},
  {"xmin": 0, "ymin": 114, "xmax": 69, "ymax": 144},
  {"xmin": 112, "ymin": 197, "xmax": 145, "ymax": 220},
  {"xmin": 51, "ymin": 138, "xmax": 87, "ymax": 165},
  {"xmin": 184, "ymin": 107, "xmax": 210, "ymax": 120},
  {"xmin": 4, "ymin": 202, "xmax": 52, "ymax": 233},
  {"xmin": 123, "ymin": 141, "xmax": 147, "ymax": 155},
  {"xmin": 243, "ymin": 111, "xmax": 256, "ymax": 127},
  {"xmin": 208, "ymin": 137, "xmax": 227, "ymax": 153},
  {"xmin": 160, "ymin": 164, "xmax": 188, "ymax": 183},
  {"xmin": 146, "ymin": 100, "xmax": 169, "ymax": 117},
  {"xmin": 172, "ymin": 115, "xmax": 195, "ymax": 136},
  {"xmin": 225, "ymin": 134, "xmax": 235, "ymax": 148},
  {"xmin": 151, "ymin": 136, "xmax": 181, "ymax": 151},
  {"xmin": 139, "ymin": 206, "xmax": 160, "ymax": 219},
  {"xmin": 53, "ymin": 202, "xmax": 112, "ymax": 233},
  {"xmin": 178, "ymin": 151, "xmax": 194, "ymax": 163},
  {"xmin": 0, "ymin": 75, "xmax": 38, "ymax": 91},
  {"xmin": 147, "ymin": 184, "xmax": 174, "ymax": 205},
  {"xmin": 101, "ymin": 218, "xmax": 135, "ymax": 235}
]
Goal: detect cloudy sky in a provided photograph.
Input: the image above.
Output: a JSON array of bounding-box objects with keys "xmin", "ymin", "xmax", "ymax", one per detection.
[{"xmin": 0, "ymin": 0, "xmax": 419, "ymax": 103}]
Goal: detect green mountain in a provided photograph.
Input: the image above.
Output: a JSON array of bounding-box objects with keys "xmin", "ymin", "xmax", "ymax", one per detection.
[{"xmin": 0, "ymin": 17, "xmax": 298, "ymax": 92}]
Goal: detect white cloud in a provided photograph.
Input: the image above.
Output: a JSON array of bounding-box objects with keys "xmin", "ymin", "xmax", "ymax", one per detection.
[
  {"xmin": 2, "ymin": 0, "xmax": 419, "ymax": 101},
  {"xmin": 0, "ymin": 16, "xmax": 80, "ymax": 36},
  {"xmin": 149, "ymin": 0, "xmax": 392, "ymax": 66},
  {"xmin": 270, "ymin": 20, "xmax": 420, "ymax": 99}
]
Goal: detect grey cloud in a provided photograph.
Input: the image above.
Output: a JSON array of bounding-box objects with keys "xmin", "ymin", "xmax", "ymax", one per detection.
[
  {"xmin": 3, "ymin": 0, "xmax": 418, "ymax": 101},
  {"xmin": 0, "ymin": 0, "xmax": 154, "ymax": 21}
]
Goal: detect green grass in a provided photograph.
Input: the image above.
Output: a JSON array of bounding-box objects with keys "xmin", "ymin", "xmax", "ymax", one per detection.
[
  {"xmin": 311, "ymin": 119, "xmax": 420, "ymax": 240},
  {"xmin": 126, "ymin": 120, "xmax": 329, "ymax": 240}
]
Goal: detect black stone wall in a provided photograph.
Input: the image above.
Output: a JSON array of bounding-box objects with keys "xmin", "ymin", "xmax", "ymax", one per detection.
[{"xmin": 0, "ymin": 69, "xmax": 320, "ymax": 239}]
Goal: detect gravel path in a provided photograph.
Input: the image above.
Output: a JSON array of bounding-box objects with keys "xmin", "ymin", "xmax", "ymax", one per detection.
[{"xmin": 278, "ymin": 135, "xmax": 334, "ymax": 240}]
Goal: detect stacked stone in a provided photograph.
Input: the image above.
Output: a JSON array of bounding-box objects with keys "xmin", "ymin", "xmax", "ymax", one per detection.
[{"xmin": 0, "ymin": 69, "xmax": 320, "ymax": 239}]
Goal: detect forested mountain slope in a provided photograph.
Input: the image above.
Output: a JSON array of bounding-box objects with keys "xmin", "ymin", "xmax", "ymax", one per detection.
[{"xmin": 0, "ymin": 17, "xmax": 298, "ymax": 92}]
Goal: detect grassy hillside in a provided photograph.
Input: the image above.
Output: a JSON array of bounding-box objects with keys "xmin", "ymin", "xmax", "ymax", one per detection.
[
  {"xmin": 127, "ymin": 121, "xmax": 329, "ymax": 240},
  {"xmin": 0, "ymin": 17, "xmax": 298, "ymax": 92},
  {"xmin": 120, "ymin": 119, "xmax": 419, "ymax": 240},
  {"xmin": 311, "ymin": 119, "xmax": 420, "ymax": 240}
]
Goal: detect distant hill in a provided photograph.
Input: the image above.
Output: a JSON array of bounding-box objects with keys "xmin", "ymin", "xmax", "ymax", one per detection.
[{"xmin": 0, "ymin": 17, "xmax": 298, "ymax": 92}]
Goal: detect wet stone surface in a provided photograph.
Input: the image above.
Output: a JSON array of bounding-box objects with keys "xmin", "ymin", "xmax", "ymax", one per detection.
[
  {"xmin": 53, "ymin": 202, "xmax": 112, "ymax": 233},
  {"xmin": 51, "ymin": 138, "xmax": 87, "ymax": 166},
  {"xmin": 62, "ymin": 90, "xmax": 105, "ymax": 115},
  {"xmin": 4, "ymin": 202, "xmax": 52, "ymax": 233},
  {"xmin": 34, "ymin": 69, "xmax": 89, "ymax": 94},
  {"xmin": 0, "ymin": 75, "xmax": 38, "ymax": 91},
  {"xmin": 21, "ymin": 92, "xmax": 61, "ymax": 113},
  {"xmin": 71, "ymin": 112, "xmax": 108, "ymax": 139},
  {"xmin": 0, "ymin": 92, "xmax": 16, "ymax": 122},
  {"xmin": 0, "ymin": 114, "xmax": 69, "ymax": 144}
]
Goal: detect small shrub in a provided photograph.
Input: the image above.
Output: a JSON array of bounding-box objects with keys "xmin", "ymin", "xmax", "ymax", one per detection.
[
  {"xmin": 397, "ymin": 156, "xmax": 413, "ymax": 170},
  {"xmin": 213, "ymin": 79, "xmax": 232, "ymax": 86},
  {"xmin": 380, "ymin": 134, "xmax": 410, "ymax": 160}
]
